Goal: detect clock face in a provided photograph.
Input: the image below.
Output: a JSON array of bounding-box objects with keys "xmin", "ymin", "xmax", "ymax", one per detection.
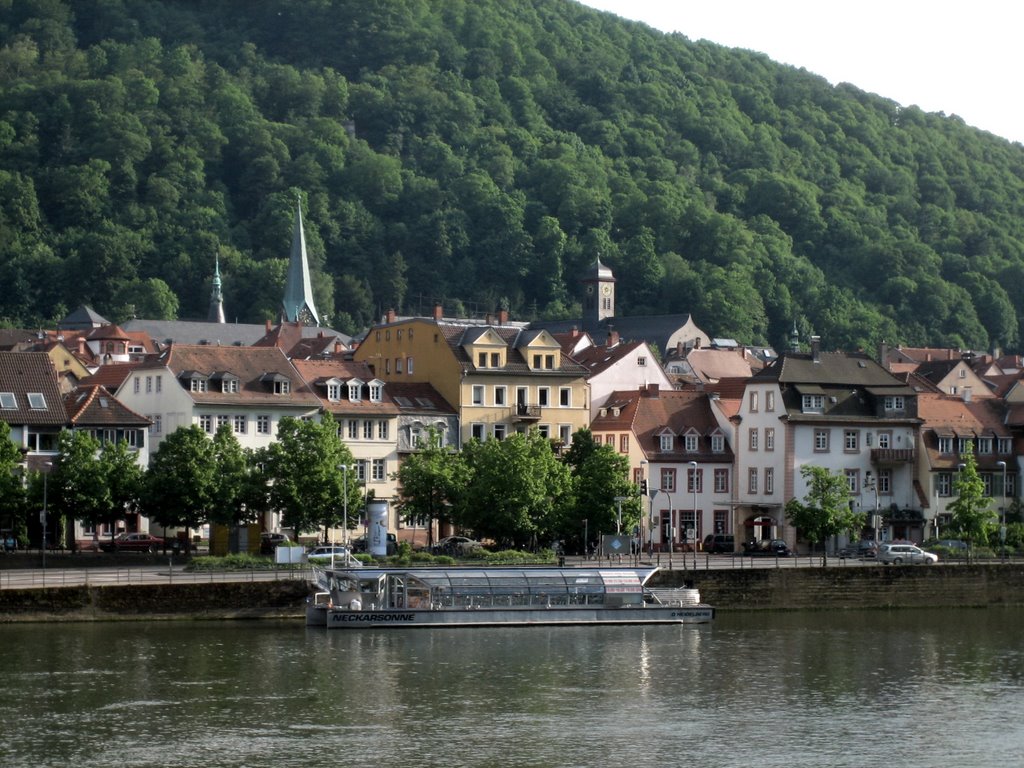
[
  {"xmin": 601, "ymin": 284, "xmax": 612, "ymax": 296},
  {"xmin": 585, "ymin": 284, "xmax": 594, "ymax": 295}
]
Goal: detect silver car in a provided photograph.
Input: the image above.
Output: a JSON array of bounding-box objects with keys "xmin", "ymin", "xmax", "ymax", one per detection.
[{"xmin": 877, "ymin": 543, "xmax": 938, "ymax": 565}]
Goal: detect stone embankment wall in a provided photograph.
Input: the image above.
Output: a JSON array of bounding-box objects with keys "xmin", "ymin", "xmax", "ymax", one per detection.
[
  {"xmin": 2, "ymin": 566, "xmax": 1023, "ymax": 621},
  {"xmin": 0, "ymin": 581, "xmax": 310, "ymax": 622},
  {"xmin": 652, "ymin": 564, "xmax": 1024, "ymax": 610}
]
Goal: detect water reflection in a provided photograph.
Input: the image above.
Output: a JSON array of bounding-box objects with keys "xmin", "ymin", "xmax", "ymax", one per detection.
[{"xmin": 0, "ymin": 609, "xmax": 1022, "ymax": 767}]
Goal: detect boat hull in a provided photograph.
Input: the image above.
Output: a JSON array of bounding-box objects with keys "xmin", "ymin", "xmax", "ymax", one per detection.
[{"xmin": 315, "ymin": 604, "xmax": 714, "ymax": 628}]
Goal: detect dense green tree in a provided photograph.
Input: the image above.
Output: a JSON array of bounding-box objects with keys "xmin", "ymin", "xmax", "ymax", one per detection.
[
  {"xmin": 948, "ymin": 444, "xmax": 993, "ymax": 560},
  {"xmin": 785, "ymin": 465, "xmax": 862, "ymax": 566},
  {"xmin": 393, "ymin": 427, "xmax": 470, "ymax": 547},
  {"xmin": 562, "ymin": 428, "xmax": 638, "ymax": 551},
  {"xmin": 143, "ymin": 425, "xmax": 219, "ymax": 543},
  {"xmin": 0, "ymin": 422, "xmax": 28, "ymax": 546},
  {"xmin": 48, "ymin": 430, "xmax": 109, "ymax": 549}
]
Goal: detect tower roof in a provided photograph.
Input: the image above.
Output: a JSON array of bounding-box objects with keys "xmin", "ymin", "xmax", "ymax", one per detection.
[{"xmin": 282, "ymin": 197, "xmax": 320, "ymax": 326}]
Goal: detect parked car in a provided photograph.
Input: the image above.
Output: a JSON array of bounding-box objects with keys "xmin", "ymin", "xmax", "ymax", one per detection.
[
  {"xmin": 703, "ymin": 534, "xmax": 735, "ymax": 554},
  {"xmin": 431, "ymin": 536, "xmax": 483, "ymax": 556},
  {"xmin": 305, "ymin": 545, "xmax": 362, "ymax": 567},
  {"xmin": 99, "ymin": 532, "xmax": 166, "ymax": 553},
  {"xmin": 743, "ymin": 539, "xmax": 792, "ymax": 557},
  {"xmin": 840, "ymin": 540, "xmax": 878, "ymax": 559},
  {"xmin": 877, "ymin": 543, "xmax": 938, "ymax": 565},
  {"xmin": 259, "ymin": 532, "xmax": 292, "ymax": 555}
]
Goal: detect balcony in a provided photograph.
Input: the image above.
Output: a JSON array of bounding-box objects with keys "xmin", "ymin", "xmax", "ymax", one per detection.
[
  {"xmin": 871, "ymin": 448, "xmax": 915, "ymax": 465},
  {"xmin": 514, "ymin": 404, "xmax": 541, "ymax": 421}
]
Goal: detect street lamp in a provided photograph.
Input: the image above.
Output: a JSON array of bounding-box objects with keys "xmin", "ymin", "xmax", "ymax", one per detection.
[
  {"xmin": 997, "ymin": 460, "xmax": 1007, "ymax": 560},
  {"xmin": 40, "ymin": 461, "xmax": 52, "ymax": 570},
  {"xmin": 640, "ymin": 459, "xmax": 649, "ymax": 559},
  {"xmin": 339, "ymin": 464, "xmax": 354, "ymax": 546},
  {"xmin": 864, "ymin": 470, "xmax": 879, "ymax": 546},
  {"xmin": 689, "ymin": 460, "xmax": 698, "ymax": 571}
]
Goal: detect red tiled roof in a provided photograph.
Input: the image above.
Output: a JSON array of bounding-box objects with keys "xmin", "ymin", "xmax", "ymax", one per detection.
[
  {"xmin": 64, "ymin": 385, "xmax": 151, "ymax": 427},
  {"xmin": 0, "ymin": 351, "xmax": 68, "ymax": 426}
]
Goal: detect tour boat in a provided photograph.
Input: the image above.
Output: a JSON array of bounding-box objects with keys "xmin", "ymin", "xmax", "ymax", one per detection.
[{"xmin": 306, "ymin": 566, "xmax": 714, "ymax": 628}]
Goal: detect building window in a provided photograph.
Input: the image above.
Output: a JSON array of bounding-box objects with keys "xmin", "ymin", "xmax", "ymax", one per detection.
[
  {"xmin": 637, "ymin": 356, "xmax": 647, "ymax": 367},
  {"xmin": 190, "ymin": 378, "xmax": 207, "ymax": 393},
  {"xmin": 748, "ymin": 428, "xmax": 759, "ymax": 451},
  {"xmin": 347, "ymin": 419, "xmax": 358, "ymax": 440},
  {"xmin": 878, "ymin": 469, "xmax": 892, "ymax": 494},
  {"xmin": 395, "ymin": 358, "xmax": 403, "ymax": 374},
  {"xmin": 765, "ymin": 467, "xmax": 774, "ymax": 495},
  {"xmin": 560, "ymin": 388, "xmax": 571, "ymax": 407},
  {"xmin": 146, "ymin": 376, "xmax": 152, "ymax": 393},
  {"xmin": 687, "ymin": 468, "xmax": 702, "ymax": 493},
  {"xmin": 749, "ymin": 391, "xmax": 759, "ymax": 412},
  {"xmin": 606, "ymin": 434, "xmax": 615, "ymax": 446},
  {"xmin": 372, "ymin": 459, "xmax": 385, "ymax": 481},
  {"xmin": 877, "ymin": 431, "xmax": 891, "ymax": 449},
  {"xmin": 217, "ymin": 415, "xmax": 230, "ymax": 430},
  {"xmin": 538, "ymin": 388, "xmax": 550, "ymax": 407},
  {"xmin": 765, "ymin": 428, "xmax": 775, "ymax": 451},
  {"xmin": 711, "ymin": 434, "xmax": 725, "ymax": 453},
  {"xmin": 494, "ymin": 386, "xmax": 507, "ymax": 407},
  {"xmin": 133, "ymin": 378, "xmax": 140, "ymax": 394},
  {"xmin": 478, "ymin": 352, "xmax": 487, "ymax": 368},
  {"xmin": 406, "ymin": 357, "xmax": 414, "ymax": 374},
  {"xmin": 998, "ymin": 438, "xmax": 1012, "ymax": 454},
  {"xmin": 378, "ymin": 421, "xmax": 389, "ymax": 440},
  {"xmin": 538, "ymin": 424, "xmax": 550, "ymax": 439},
  {"xmin": 356, "ymin": 462, "xmax": 367, "ymax": 483},
  {"xmin": 659, "ymin": 434, "xmax": 673, "ymax": 452},
  {"xmin": 363, "ymin": 420, "xmax": 373, "ymax": 439},
  {"xmin": 957, "ymin": 438, "xmax": 970, "ymax": 454},
  {"xmin": 274, "ymin": 380, "xmax": 290, "ymax": 395},
  {"xmin": 471, "ymin": 423, "xmax": 485, "ymax": 440},
  {"xmin": 155, "ymin": 375, "xmax": 161, "ymax": 392},
  {"xmin": 233, "ymin": 415, "xmax": 246, "ymax": 434},
  {"xmin": 748, "ymin": 468, "xmax": 758, "ymax": 494},
  {"xmin": 257, "ymin": 415, "xmax": 270, "ymax": 434},
  {"xmin": 493, "ymin": 424, "xmax": 507, "ymax": 440},
  {"xmin": 802, "ymin": 394, "xmax": 824, "ymax": 412},
  {"xmin": 845, "ymin": 469, "xmax": 859, "ymax": 493},
  {"xmin": 844, "ymin": 430, "xmax": 859, "ymax": 452},
  {"xmin": 491, "ymin": 353, "xmax": 501, "ymax": 368},
  {"xmin": 369, "ymin": 383, "xmax": 382, "ymax": 402},
  {"xmin": 938, "ymin": 436, "xmax": 953, "ymax": 454},
  {"xmin": 385, "ymin": 359, "xmax": 391, "ymax": 375},
  {"xmin": 199, "ymin": 415, "xmax": 212, "ymax": 433},
  {"xmin": 472, "ymin": 385, "xmax": 484, "ymax": 405},
  {"xmin": 977, "ymin": 437, "xmax": 993, "ymax": 454},
  {"xmin": 222, "ymin": 379, "xmax": 239, "ymax": 394},
  {"xmin": 684, "ymin": 434, "xmax": 698, "ymax": 452},
  {"xmin": 620, "ymin": 434, "xmax": 629, "ymax": 453},
  {"xmin": 348, "ymin": 383, "xmax": 361, "ymax": 401},
  {"xmin": 714, "ymin": 468, "xmax": 729, "ymax": 493},
  {"xmin": 661, "ymin": 468, "xmax": 676, "ymax": 493},
  {"xmin": 983, "ymin": 474, "xmax": 993, "ymax": 497},
  {"xmin": 884, "ymin": 396, "xmax": 905, "ymax": 411},
  {"xmin": 814, "ymin": 429, "xmax": 830, "ymax": 452},
  {"xmin": 766, "ymin": 391, "xmax": 775, "ymax": 412},
  {"xmin": 516, "ymin": 387, "xmax": 529, "ymax": 406},
  {"xmin": 560, "ymin": 425, "xmax": 572, "ymax": 446},
  {"xmin": 327, "ymin": 383, "xmax": 341, "ymax": 401},
  {"xmin": 937, "ymin": 472, "xmax": 952, "ymax": 496}
]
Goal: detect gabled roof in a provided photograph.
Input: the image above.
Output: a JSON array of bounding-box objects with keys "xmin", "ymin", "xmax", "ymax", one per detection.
[
  {"xmin": 64, "ymin": 385, "xmax": 151, "ymax": 428},
  {"xmin": 80, "ymin": 362, "xmax": 146, "ymax": 393},
  {"xmin": 684, "ymin": 348, "xmax": 754, "ymax": 383},
  {"xmin": 756, "ymin": 351, "xmax": 907, "ymax": 388},
  {"xmin": 290, "ymin": 358, "xmax": 398, "ymax": 415},
  {"xmin": 437, "ymin": 322, "xmax": 588, "ymax": 377},
  {"xmin": 58, "ymin": 305, "xmax": 110, "ymax": 330},
  {"xmin": 572, "ymin": 339, "xmax": 646, "ymax": 375},
  {"xmin": 0, "ymin": 351, "xmax": 68, "ymax": 426},
  {"xmin": 122, "ymin": 319, "xmax": 350, "ymax": 349},
  {"xmin": 917, "ymin": 394, "xmax": 1011, "ymax": 469},
  {"xmin": 140, "ymin": 344, "xmax": 320, "ymax": 408}
]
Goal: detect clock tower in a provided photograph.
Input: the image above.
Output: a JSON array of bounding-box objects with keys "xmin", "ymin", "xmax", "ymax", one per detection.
[{"xmin": 582, "ymin": 257, "xmax": 616, "ymax": 325}]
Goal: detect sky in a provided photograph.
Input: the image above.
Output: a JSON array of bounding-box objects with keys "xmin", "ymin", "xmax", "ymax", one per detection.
[{"xmin": 578, "ymin": 1, "xmax": 1023, "ymax": 145}]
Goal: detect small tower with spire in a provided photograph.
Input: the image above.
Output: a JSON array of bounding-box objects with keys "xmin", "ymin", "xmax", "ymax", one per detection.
[
  {"xmin": 208, "ymin": 255, "xmax": 226, "ymax": 324},
  {"xmin": 282, "ymin": 193, "xmax": 320, "ymax": 326}
]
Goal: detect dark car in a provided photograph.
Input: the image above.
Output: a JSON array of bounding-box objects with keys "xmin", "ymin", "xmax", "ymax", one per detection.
[
  {"xmin": 703, "ymin": 534, "xmax": 735, "ymax": 554},
  {"xmin": 351, "ymin": 532, "xmax": 398, "ymax": 555},
  {"xmin": 259, "ymin": 532, "xmax": 292, "ymax": 555},
  {"xmin": 99, "ymin": 532, "xmax": 166, "ymax": 553},
  {"xmin": 743, "ymin": 539, "xmax": 791, "ymax": 557}
]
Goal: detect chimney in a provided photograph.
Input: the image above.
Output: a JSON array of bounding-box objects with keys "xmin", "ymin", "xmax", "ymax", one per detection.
[
  {"xmin": 433, "ymin": 304, "xmax": 443, "ymax": 321},
  {"xmin": 676, "ymin": 341, "xmax": 684, "ymax": 358},
  {"xmin": 265, "ymin": 319, "xmax": 272, "ymax": 332},
  {"xmin": 385, "ymin": 308, "xmax": 396, "ymax": 324},
  {"xmin": 607, "ymin": 329, "xmax": 620, "ymax": 348},
  {"xmin": 811, "ymin": 335, "xmax": 821, "ymax": 363},
  {"xmin": 642, "ymin": 383, "xmax": 660, "ymax": 398},
  {"xmin": 334, "ymin": 341, "xmax": 343, "ymax": 355},
  {"xmin": 485, "ymin": 313, "xmax": 494, "ymax": 325},
  {"xmin": 570, "ymin": 326, "xmax": 579, "ymax": 339},
  {"xmin": 878, "ymin": 340, "xmax": 888, "ymax": 369},
  {"xmin": 498, "ymin": 308, "xmax": 509, "ymax": 325},
  {"xmin": 962, "ymin": 386, "xmax": 972, "ymax": 403}
]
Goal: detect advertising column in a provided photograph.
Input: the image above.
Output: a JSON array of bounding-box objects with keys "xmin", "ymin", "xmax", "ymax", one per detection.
[{"xmin": 367, "ymin": 500, "xmax": 389, "ymax": 557}]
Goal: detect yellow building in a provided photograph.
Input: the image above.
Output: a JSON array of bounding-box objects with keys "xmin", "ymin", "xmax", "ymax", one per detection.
[{"xmin": 354, "ymin": 307, "xmax": 591, "ymax": 448}]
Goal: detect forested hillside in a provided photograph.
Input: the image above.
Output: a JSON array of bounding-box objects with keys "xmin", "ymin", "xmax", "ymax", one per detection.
[{"xmin": 2, "ymin": 0, "xmax": 1024, "ymax": 353}]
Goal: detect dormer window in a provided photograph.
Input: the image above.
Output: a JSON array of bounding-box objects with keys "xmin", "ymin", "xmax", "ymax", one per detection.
[
  {"xmin": 802, "ymin": 394, "xmax": 824, "ymax": 412},
  {"xmin": 659, "ymin": 434, "xmax": 674, "ymax": 452},
  {"xmin": 327, "ymin": 382, "xmax": 341, "ymax": 401},
  {"xmin": 369, "ymin": 382, "xmax": 383, "ymax": 402},
  {"xmin": 884, "ymin": 396, "xmax": 905, "ymax": 411},
  {"xmin": 259, "ymin": 372, "xmax": 291, "ymax": 395},
  {"xmin": 684, "ymin": 432, "xmax": 699, "ymax": 452},
  {"xmin": 190, "ymin": 378, "xmax": 207, "ymax": 393},
  {"xmin": 711, "ymin": 434, "xmax": 725, "ymax": 453},
  {"xmin": 348, "ymin": 382, "xmax": 361, "ymax": 401}
]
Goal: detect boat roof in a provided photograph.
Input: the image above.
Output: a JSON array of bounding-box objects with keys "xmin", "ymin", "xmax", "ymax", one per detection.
[{"xmin": 325, "ymin": 566, "xmax": 661, "ymax": 591}]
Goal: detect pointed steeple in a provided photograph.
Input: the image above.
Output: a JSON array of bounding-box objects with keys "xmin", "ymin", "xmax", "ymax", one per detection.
[
  {"xmin": 208, "ymin": 254, "xmax": 226, "ymax": 324},
  {"xmin": 282, "ymin": 193, "xmax": 320, "ymax": 326}
]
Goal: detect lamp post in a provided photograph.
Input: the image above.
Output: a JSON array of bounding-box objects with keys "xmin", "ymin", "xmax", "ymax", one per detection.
[
  {"xmin": 864, "ymin": 470, "xmax": 879, "ymax": 546},
  {"xmin": 640, "ymin": 459, "xmax": 649, "ymax": 560},
  {"xmin": 339, "ymin": 464, "xmax": 354, "ymax": 546},
  {"xmin": 997, "ymin": 460, "xmax": 1007, "ymax": 560},
  {"xmin": 40, "ymin": 461, "xmax": 52, "ymax": 570},
  {"xmin": 689, "ymin": 460, "xmax": 698, "ymax": 571}
]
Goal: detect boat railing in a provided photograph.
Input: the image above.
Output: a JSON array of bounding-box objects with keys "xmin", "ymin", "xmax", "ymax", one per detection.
[{"xmin": 645, "ymin": 587, "xmax": 701, "ymax": 606}]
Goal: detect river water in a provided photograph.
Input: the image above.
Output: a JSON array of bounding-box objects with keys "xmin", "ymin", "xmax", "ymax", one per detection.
[{"xmin": 2, "ymin": 609, "xmax": 1022, "ymax": 768}]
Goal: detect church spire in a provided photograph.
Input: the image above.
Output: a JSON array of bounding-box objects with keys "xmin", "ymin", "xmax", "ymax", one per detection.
[
  {"xmin": 282, "ymin": 193, "xmax": 320, "ymax": 326},
  {"xmin": 208, "ymin": 254, "xmax": 226, "ymax": 324}
]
